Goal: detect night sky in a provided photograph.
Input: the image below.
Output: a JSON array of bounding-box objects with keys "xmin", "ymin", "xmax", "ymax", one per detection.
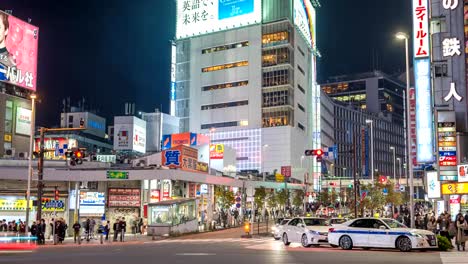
[{"xmin": 0, "ymin": 0, "xmax": 411, "ymax": 127}]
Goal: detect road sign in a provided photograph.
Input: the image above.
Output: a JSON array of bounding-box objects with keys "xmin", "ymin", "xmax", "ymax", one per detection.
[
  {"xmin": 399, "ymin": 185, "xmax": 405, "ymax": 192},
  {"xmin": 382, "ymin": 188, "xmax": 388, "ymax": 196}
]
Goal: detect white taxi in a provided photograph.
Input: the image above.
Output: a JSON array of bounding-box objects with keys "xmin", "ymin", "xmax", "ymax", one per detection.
[
  {"xmin": 281, "ymin": 217, "xmax": 330, "ymax": 247},
  {"xmin": 328, "ymin": 218, "xmax": 438, "ymax": 252}
]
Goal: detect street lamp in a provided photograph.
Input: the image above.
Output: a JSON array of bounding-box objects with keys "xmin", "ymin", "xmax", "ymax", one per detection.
[
  {"xmin": 25, "ymin": 94, "xmax": 37, "ymax": 233},
  {"xmin": 396, "ymin": 158, "xmax": 402, "ymax": 184},
  {"xmin": 390, "ymin": 146, "xmax": 396, "ymax": 181},
  {"xmin": 396, "ymin": 31, "xmax": 415, "ymax": 228},
  {"xmin": 365, "ymin": 119, "xmax": 374, "ymax": 183}
]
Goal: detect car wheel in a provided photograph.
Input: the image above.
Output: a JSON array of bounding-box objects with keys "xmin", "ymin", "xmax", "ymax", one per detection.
[
  {"xmin": 339, "ymin": 235, "xmax": 353, "ymax": 250},
  {"xmin": 301, "ymin": 234, "xmax": 310, "ymax": 248},
  {"xmin": 396, "ymin": 236, "xmax": 412, "ymax": 252},
  {"xmin": 283, "ymin": 233, "xmax": 290, "ymax": 246}
]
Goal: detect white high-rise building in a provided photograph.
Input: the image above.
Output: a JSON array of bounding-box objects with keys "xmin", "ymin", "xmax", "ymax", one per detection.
[{"xmin": 172, "ymin": 0, "xmax": 320, "ymax": 182}]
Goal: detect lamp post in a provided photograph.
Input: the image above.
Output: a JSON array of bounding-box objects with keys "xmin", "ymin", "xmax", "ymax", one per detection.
[
  {"xmin": 396, "ymin": 32, "xmax": 415, "ymax": 228},
  {"xmin": 25, "ymin": 94, "xmax": 36, "ymax": 233},
  {"xmin": 365, "ymin": 119, "xmax": 374, "ymax": 183},
  {"xmin": 396, "ymin": 158, "xmax": 402, "ymax": 183},
  {"xmin": 390, "ymin": 146, "xmax": 396, "ymax": 181}
]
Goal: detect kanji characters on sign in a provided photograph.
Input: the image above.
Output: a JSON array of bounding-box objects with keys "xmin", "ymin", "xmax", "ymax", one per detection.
[
  {"xmin": 442, "ymin": 38, "xmax": 461, "ymax": 57},
  {"xmin": 444, "ymin": 82, "xmax": 463, "ymax": 102},
  {"xmin": 442, "ymin": 0, "xmax": 458, "ymax": 10},
  {"xmin": 412, "ymin": 0, "xmax": 430, "ymax": 58}
]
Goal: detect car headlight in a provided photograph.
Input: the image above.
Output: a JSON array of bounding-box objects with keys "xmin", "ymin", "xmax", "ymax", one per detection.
[
  {"xmin": 272, "ymin": 227, "xmax": 277, "ymax": 232},
  {"xmin": 410, "ymin": 233, "xmax": 423, "ymax": 238}
]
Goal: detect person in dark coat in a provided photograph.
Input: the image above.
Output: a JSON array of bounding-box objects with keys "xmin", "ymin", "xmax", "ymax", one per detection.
[
  {"xmin": 37, "ymin": 219, "xmax": 46, "ymax": 245},
  {"xmin": 113, "ymin": 218, "xmax": 120, "ymax": 242},
  {"xmin": 30, "ymin": 221, "xmax": 38, "ymax": 237}
]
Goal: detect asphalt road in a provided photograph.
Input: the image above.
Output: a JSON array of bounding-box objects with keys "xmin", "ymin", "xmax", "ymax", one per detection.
[{"xmin": 0, "ymin": 237, "xmax": 454, "ymax": 264}]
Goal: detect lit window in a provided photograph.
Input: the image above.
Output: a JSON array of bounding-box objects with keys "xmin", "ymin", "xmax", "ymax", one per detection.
[{"xmin": 202, "ymin": 61, "xmax": 249, "ymax": 73}]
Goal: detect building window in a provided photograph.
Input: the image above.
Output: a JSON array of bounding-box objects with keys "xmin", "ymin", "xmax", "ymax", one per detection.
[
  {"xmin": 430, "ymin": 19, "xmax": 447, "ymax": 34},
  {"xmin": 298, "ymin": 103, "xmax": 305, "ymax": 112},
  {"xmin": 297, "ymin": 45, "xmax": 305, "ymax": 57},
  {"xmin": 263, "ymin": 90, "xmax": 292, "ymax": 107},
  {"xmin": 434, "ymin": 64, "xmax": 448, "ymax": 77},
  {"xmin": 201, "ymin": 121, "xmax": 240, "ymax": 129},
  {"xmin": 263, "ymin": 69, "xmax": 291, "ymax": 87},
  {"xmin": 4, "ymin": 100, "xmax": 12, "ymax": 133},
  {"xmin": 262, "ymin": 108, "xmax": 293, "ymax": 127},
  {"xmin": 68, "ymin": 115, "xmax": 73, "ymax": 122},
  {"xmin": 298, "ymin": 122, "xmax": 305, "ymax": 131},
  {"xmin": 201, "ymin": 100, "xmax": 248, "ymax": 110},
  {"xmin": 202, "ymin": 41, "xmax": 249, "ymax": 54},
  {"xmin": 202, "ymin": 80, "xmax": 248, "ymax": 91},
  {"xmin": 202, "ymin": 61, "xmax": 248, "ymax": 72},
  {"xmin": 262, "ymin": 47, "xmax": 291, "ymax": 67},
  {"xmin": 298, "ymin": 84, "xmax": 305, "ymax": 94},
  {"xmin": 297, "ymin": 65, "xmax": 305, "ymax": 75},
  {"xmin": 262, "ymin": 31, "xmax": 289, "ymax": 47}
]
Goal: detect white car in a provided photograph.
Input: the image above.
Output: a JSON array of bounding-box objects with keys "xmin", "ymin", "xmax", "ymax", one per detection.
[
  {"xmin": 272, "ymin": 218, "xmax": 290, "ymax": 240},
  {"xmin": 328, "ymin": 218, "xmax": 438, "ymax": 252},
  {"xmin": 281, "ymin": 217, "xmax": 330, "ymax": 247}
]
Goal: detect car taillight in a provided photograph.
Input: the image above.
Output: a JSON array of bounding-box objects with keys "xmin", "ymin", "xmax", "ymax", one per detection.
[{"xmin": 328, "ymin": 228, "xmax": 335, "ymax": 233}]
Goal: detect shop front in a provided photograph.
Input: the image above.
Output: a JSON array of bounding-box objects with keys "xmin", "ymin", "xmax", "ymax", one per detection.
[
  {"xmin": 107, "ymin": 188, "xmax": 141, "ymax": 233},
  {"xmin": 77, "ymin": 191, "xmax": 106, "ymax": 225},
  {"xmin": 441, "ymin": 182, "xmax": 468, "ymax": 220},
  {"xmin": 0, "ymin": 196, "xmax": 67, "ymax": 226}
]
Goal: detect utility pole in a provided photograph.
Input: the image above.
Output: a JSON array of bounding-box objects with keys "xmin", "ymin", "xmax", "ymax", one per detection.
[
  {"xmin": 353, "ymin": 137, "xmax": 358, "ymax": 218},
  {"xmin": 36, "ymin": 127, "xmax": 45, "ymax": 221}
]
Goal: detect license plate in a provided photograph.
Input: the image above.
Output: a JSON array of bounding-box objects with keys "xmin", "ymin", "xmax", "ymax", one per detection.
[{"xmin": 430, "ymin": 240, "xmax": 436, "ymax": 246}]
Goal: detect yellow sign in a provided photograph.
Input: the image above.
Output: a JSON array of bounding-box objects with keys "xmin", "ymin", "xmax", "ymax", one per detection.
[
  {"xmin": 275, "ymin": 173, "xmax": 285, "ymax": 183},
  {"xmin": 0, "ymin": 198, "xmax": 32, "ymax": 211},
  {"xmin": 441, "ymin": 182, "xmax": 468, "ymax": 195},
  {"xmin": 4, "ymin": 134, "xmax": 11, "ymax": 142}
]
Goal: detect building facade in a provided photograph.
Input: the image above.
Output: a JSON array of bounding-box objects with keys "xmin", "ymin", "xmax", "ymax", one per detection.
[
  {"xmin": 141, "ymin": 110, "xmax": 180, "ymax": 153},
  {"xmin": 173, "ymin": 0, "xmax": 319, "ymax": 181},
  {"xmin": 60, "ymin": 110, "xmax": 106, "ymax": 138}
]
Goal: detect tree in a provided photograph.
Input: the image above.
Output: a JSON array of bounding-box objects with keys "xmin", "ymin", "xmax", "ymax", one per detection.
[
  {"xmin": 214, "ymin": 186, "xmax": 235, "ymax": 210},
  {"xmin": 277, "ymin": 189, "xmax": 289, "ymax": 211},
  {"xmin": 267, "ymin": 191, "xmax": 278, "ymax": 211},
  {"xmin": 254, "ymin": 187, "xmax": 267, "ymax": 210},
  {"xmin": 292, "ymin": 189, "xmax": 305, "ymax": 208}
]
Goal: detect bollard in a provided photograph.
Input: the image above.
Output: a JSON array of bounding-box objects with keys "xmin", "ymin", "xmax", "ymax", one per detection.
[
  {"xmin": 100, "ymin": 234, "xmax": 103, "ymax": 244},
  {"xmin": 152, "ymin": 228, "xmax": 156, "ymax": 241}
]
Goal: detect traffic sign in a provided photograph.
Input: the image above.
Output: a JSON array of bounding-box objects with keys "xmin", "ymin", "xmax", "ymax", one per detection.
[
  {"xmin": 382, "ymin": 188, "xmax": 388, "ymax": 196},
  {"xmin": 399, "ymin": 185, "xmax": 405, "ymax": 192}
]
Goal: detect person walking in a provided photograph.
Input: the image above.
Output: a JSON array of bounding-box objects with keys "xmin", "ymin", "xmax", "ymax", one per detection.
[
  {"xmin": 104, "ymin": 220, "xmax": 110, "ymax": 241},
  {"xmin": 30, "ymin": 221, "xmax": 37, "ymax": 238},
  {"xmin": 37, "ymin": 219, "xmax": 46, "ymax": 245},
  {"xmin": 73, "ymin": 221, "xmax": 81, "ymax": 243},
  {"xmin": 113, "ymin": 218, "xmax": 120, "ymax": 242},
  {"xmin": 427, "ymin": 215, "xmax": 437, "ymax": 234},
  {"xmin": 120, "ymin": 217, "xmax": 127, "ymax": 242},
  {"xmin": 438, "ymin": 214, "xmax": 450, "ymax": 240},
  {"xmin": 138, "ymin": 218, "xmax": 143, "ymax": 234},
  {"xmin": 90, "ymin": 219, "xmax": 96, "ymax": 239},
  {"xmin": 455, "ymin": 215, "xmax": 467, "ymax": 251},
  {"xmin": 84, "ymin": 218, "xmax": 91, "ymax": 242}
]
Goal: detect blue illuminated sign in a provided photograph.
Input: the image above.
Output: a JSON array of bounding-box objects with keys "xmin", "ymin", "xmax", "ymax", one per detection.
[
  {"xmin": 439, "ymin": 151, "xmax": 456, "ymax": 157},
  {"xmin": 171, "ymin": 82, "xmax": 176, "ymax": 100},
  {"xmin": 218, "ymin": 0, "xmax": 254, "ymax": 20},
  {"xmin": 414, "ymin": 58, "xmax": 434, "ymax": 163},
  {"xmin": 88, "ymin": 120, "xmax": 105, "ymax": 131}
]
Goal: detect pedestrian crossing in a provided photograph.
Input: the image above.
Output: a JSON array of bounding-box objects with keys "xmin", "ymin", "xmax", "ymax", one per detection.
[{"xmin": 440, "ymin": 252, "xmax": 468, "ymax": 264}]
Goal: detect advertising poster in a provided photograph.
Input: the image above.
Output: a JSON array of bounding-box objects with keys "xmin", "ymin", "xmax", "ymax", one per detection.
[
  {"xmin": 458, "ymin": 164, "xmax": 468, "ymax": 182},
  {"xmin": 176, "ymin": 0, "xmax": 261, "ymax": 39},
  {"xmin": 79, "ymin": 191, "xmax": 105, "ymax": 216},
  {"xmin": 108, "ymin": 188, "xmax": 141, "ymax": 208},
  {"xmin": 0, "ymin": 11, "xmax": 39, "ymax": 91},
  {"xmin": 210, "ymin": 144, "xmax": 224, "ymax": 159},
  {"xmin": 114, "ymin": 124, "xmax": 132, "ymax": 150},
  {"xmin": 426, "ymin": 171, "xmax": 441, "ymax": 199},
  {"xmin": 133, "ymin": 123, "xmax": 146, "ymax": 154},
  {"xmin": 15, "ymin": 106, "xmax": 31, "ymax": 136},
  {"xmin": 293, "ymin": 0, "xmax": 316, "ymax": 48}
]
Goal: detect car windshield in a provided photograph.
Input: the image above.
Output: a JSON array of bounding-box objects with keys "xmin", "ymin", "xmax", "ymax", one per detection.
[
  {"xmin": 382, "ymin": 219, "xmax": 407, "ymax": 228},
  {"xmin": 275, "ymin": 218, "xmax": 284, "ymax": 225},
  {"xmin": 280, "ymin": 220, "xmax": 289, "ymax": 225},
  {"xmin": 331, "ymin": 218, "xmax": 347, "ymax": 224},
  {"xmin": 303, "ymin": 218, "xmax": 328, "ymax": 226}
]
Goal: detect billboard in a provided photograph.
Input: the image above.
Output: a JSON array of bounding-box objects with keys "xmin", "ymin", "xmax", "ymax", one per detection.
[
  {"xmin": 79, "ymin": 191, "xmax": 105, "ymax": 216},
  {"xmin": 15, "ymin": 106, "xmax": 31, "ymax": 136},
  {"xmin": 108, "ymin": 188, "xmax": 141, "ymax": 208},
  {"xmin": 414, "ymin": 58, "xmax": 434, "ymax": 163},
  {"xmin": 426, "ymin": 171, "xmax": 441, "ymax": 199},
  {"xmin": 161, "ymin": 132, "xmax": 209, "ymax": 150},
  {"xmin": 0, "ymin": 11, "xmax": 39, "ymax": 91},
  {"xmin": 176, "ymin": 0, "xmax": 262, "ymax": 39},
  {"xmin": 210, "ymin": 144, "xmax": 224, "ymax": 159},
  {"xmin": 458, "ymin": 164, "xmax": 468, "ymax": 182},
  {"xmin": 293, "ymin": 0, "xmax": 316, "ymax": 48},
  {"xmin": 114, "ymin": 124, "xmax": 132, "ymax": 150},
  {"xmin": 441, "ymin": 182, "xmax": 468, "ymax": 195},
  {"xmin": 412, "ymin": 0, "xmax": 429, "ymax": 58},
  {"xmin": 133, "ymin": 122, "xmax": 146, "ymax": 154}
]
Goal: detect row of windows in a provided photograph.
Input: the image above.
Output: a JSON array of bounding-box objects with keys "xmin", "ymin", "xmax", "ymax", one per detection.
[
  {"xmin": 298, "ymin": 103, "xmax": 305, "ymax": 112},
  {"xmin": 262, "ymin": 31, "xmax": 289, "ymax": 47},
  {"xmin": 202, "ymin": 61, "xmax": 248, "ymax": 73},
  {"xmin": 202, "ymin": 41, "xmax": 249, "ymax": 54},
  {"xmin": 298, "ymin": 122, "xmax": 305, "ymax": 131},
  {"xmin": 297, "ymin": 65, "xmax": 305, "ymax": 75},
  {"xmin": 322, "ymin": 81, "xmax": 366, "ymax": 94},
  {"xmin": 201, "ymin": 100, "xmax": 248, "ymax": 111},
  {"xmin": 333, "ymin": 93, "xmax": 366, "ymax": 102},
  {"xmin": 201, "ymin": 121, "xmax": 240, "ymax": 129},
  {"xmin": 263, "ymin": 90, "xmax": 291, "ymax": 107},
  {"xmin": 263, "ymin": 69, "xmax": 291, "ymax": 87},
  {"xmin": 262, "ymin": 109, "xmax": 293, "ymax": 128},
  {"xmin": 262, "ymin": 47, "xmax": 291, "ymax": 67},
  {"xmin": 202, "ymin": 80, "xmax": 248, "ymax": 91},
  {"xmin": 298, "ymin": 84, "xmax": 305, "ymax": 94}
]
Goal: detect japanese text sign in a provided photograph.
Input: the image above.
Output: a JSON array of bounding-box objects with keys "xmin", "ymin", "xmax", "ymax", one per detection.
[{"xmin": 412, "ymin": 0, "xmax": 430, "ymax": 58}]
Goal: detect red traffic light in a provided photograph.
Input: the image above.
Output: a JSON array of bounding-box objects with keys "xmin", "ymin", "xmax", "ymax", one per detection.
[
  {"xmin": 315, "ymin": 149, "xmax": 323, "ymax": 156},
  {"xmin": 54, "ymin": 187, "xmax": 59, "ymax": 200},
  {"xmin": 378, "ymin": 175, "xmax": 388, "ymax": 184},
  {"xmin": 304, "ymin": 149, "xmax": 324, "ymax": 156},
  {"xmin": 75, "ymin": 150, "xmax": 83, "ymax": 159}
]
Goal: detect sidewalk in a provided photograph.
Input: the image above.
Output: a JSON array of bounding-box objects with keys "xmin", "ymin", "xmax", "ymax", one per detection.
[{"xmin": 39, "ymin": 233, "xmax": 156, "ymax": 248}]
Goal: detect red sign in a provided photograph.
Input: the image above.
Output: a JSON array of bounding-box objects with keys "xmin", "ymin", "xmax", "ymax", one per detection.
[
  {"xmin": 161, "ymin": 145, "xmax": 200, "ymax": 172},
  {"xmin": 281, "ymin": 166, "xmax": 292, "ymax": 177},
  {"xmin": 412, "ymin": 0, "xmax": 429, "ymax": 58},
  {"xmin": 150, "ymin": 190, "xmax": 160, "ymax": 203},
  {"xmin": 108, "ymin": 188, "xmax": 141, "ymax": 207},
  {"xmin": 440, "ymin": 161, "xmax": 457, "ymax": 166}
]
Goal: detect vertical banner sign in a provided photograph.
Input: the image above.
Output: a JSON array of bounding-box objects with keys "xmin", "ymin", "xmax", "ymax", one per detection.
[
  {"xmin": 465, "ymin": 1, "xmax": 468, "ymax": 89},
  {"xmin": 413, "ymin": 0, "xmax": 434, "ymax": 163},
  {"xmin": 170, "ymin": 43, "xmax": 176, "ymax": 116},
  {"xmin": 438, "ymin": 111, "xmax": 458, "ymax": 181},
  {"xmin": 409, "ymin": 88, "xmax": 417, "ymax": 165}
]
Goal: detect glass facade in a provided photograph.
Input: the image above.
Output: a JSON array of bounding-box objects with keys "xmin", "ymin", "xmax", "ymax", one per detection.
[{"xmin": 202, "ymin": 61, "xmax": 249, "ymax": 73}]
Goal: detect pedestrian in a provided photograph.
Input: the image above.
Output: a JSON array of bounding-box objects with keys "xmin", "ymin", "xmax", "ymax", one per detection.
[
  {"xmin": 58, "ymin": 219, "xmax": 67, "ymax": 243},
  {"xmin": 438, "ymin": 214, "xmax": 450, "ymax": 240},
  {"xmin": 19, "ymin": 220, "xmax": 26, "ymax": 234},
  {"xmin": 113, "ymin": 218, "xmax": 120, "ymax": 242},
  {"xmin": 37, "ymin": 219, "xmax": 46, "ymax": 245},
  {"xmin": 138, "ymin": 218, "xmax": 143, "ymax": 234},
  {"xmin": 30, "ymin": 221, "xmax": 37, "ymax": 237},
  {"xmin": 427, "ymin": 216, "xmax": 437, "ymax": 234},
  {"xmin": 85, "ymin": 218, "xmax": 91, "ymax": 241},
  {"xmin": 73, "ymin": 221, "xmax": 81, "ymax": 243},
  {"xmin": 105, "ymin": 220, "xmax": 110, "ymax": 241},
  {"xmin": 455, "ymin": 215, "xmax": 467, "ymax": 251},
  {"xmin": 90, "ymin": 219, "xmax": 96, "ymax": 239},
  {"xmin": 120, "ymin": 217, "xmax": 127, "ymax": 242}
]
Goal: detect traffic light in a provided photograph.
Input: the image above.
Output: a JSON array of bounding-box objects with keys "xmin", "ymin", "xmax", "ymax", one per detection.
[
  {"xmin": 378, "ymin": 175, "xmax": 388, "ymax": 184},
  {"xmin": 304, "ymin": 149, "xmax": 324, "ymax": 156},
  {"xmin": 54, "ymin": 187, "xmax": 59, "ymax": 200},
  {"xmin": 66, "ymin": 148, "xmax": 85, "ymax": 166},
  {"xmin": 79, "ymin": 118, "xmax": 85, "ymax": 128},
  {"xmin": 348, "ymin": 184, "xmax": 353, "ymax": 188}
]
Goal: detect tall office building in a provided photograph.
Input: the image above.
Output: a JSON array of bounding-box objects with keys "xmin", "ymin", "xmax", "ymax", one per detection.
[{"xmin": 172, "ymin": 0, "xmax": 320, "ymax": 181}]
